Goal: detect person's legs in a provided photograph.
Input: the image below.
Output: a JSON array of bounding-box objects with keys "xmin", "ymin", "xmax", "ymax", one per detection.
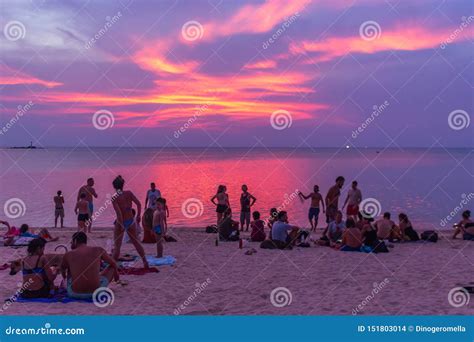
[
  {"xmin": 155, "ymin": 233, "xmax": 163, "ymax": 258},
  {"xmin": 127, "ymin": 224, "xmax": 149, "ymax": 268},
  {"xmin": 217, "ymin": 212, "xmax": 222, "ymax": 225},
  {"xmin": 245, "ymin": 212, "xmax": 251, "ymax": 231},
  {"xmin": 100, "ymin": 265, "xmax": 117, "ymax": 283},
  {"xmin": 240, "ymin": 212, "xmax": 245, "ymax": 231},
  {"xmin": 113, "ymin": 224, "xmax": 124, "ymax": 260},
  {"xmin": 308, "ymin": 209, "xmax": 315, "ymax": 231},
  {"xmin": 55, "ymin": 211, "xmax": 58, "ymax": 228},
  {"xmin": 453, "ymin": 226, "xmax": 462, "ymax": 239}
]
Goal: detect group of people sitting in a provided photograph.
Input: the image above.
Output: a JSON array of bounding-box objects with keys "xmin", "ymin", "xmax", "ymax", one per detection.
[{"xmin": 1, "ymin": 221, "xmax": 59, "ymax": 246}]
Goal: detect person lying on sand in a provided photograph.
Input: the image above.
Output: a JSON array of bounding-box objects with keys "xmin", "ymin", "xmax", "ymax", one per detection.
[
  {"xmin": 453, "ymin": 210, "xmax": 473, "ymax": 240},
  {"xmin": 340, "ymin": 218, "xmax": 362, "ymax": 251},
  {"xmin": 152, "ymin": 198, "xmax": 166, "ymax": 258},
  {"xmin": 75, "ymin": 193, "xmax": 90, "ymax": 233},
  {"xmin": 19, "ymin": 224, "xmax": 58, "ymax": 242},
  {"xmin": 61, "ymin": 232, "xmax": 119, "ymax": 299},
  {"xmin": 111, "ymin": 175, "xmax": 149, "ymax": 268},
  {"xmin": 20, "ymin": 238, "xmax": 57, "ymax": 298},
  {"xmin": 271, "ymin": 211, "xmax": 301, "ymax": 248},
  {"xmin": 298, "ymin": 185, "xmax": 325, "ymax": 231}
]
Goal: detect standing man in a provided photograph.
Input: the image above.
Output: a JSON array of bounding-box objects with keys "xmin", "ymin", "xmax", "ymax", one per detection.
[
  {"xmin": 325, "ymin": 176, "xmax": 345, "ymax": 224},
  {"xmin": 77, "ymin": 178, "xmax": 98, "ymax": 232},
  {"xmin": 54, "ymin": 190, "xmax": 65, "ymax": 228},
  {"xmin": 144, "ymin": 182, "xmax": 161, "ymax": 210},
  {"xmin": 342, "ymin": 180, "xmax": 362, "ymax": 221},
  {"xmin": 299, "ymin": 185, "xmax": 325, "ymax": 231},
  {"xmin": 239, "ymin": 184, "xmax": 256, "ymax": 231}
]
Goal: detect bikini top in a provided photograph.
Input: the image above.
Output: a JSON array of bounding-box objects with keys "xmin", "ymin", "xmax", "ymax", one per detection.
[{"xmin": 22, "ymin": 256, "xmax": 45, "ymax": 275}]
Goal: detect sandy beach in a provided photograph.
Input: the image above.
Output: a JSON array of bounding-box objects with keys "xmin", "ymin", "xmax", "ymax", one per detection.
[{"xmin": 1, "ymin": 227, "xmax": 473, "ymax": 316}]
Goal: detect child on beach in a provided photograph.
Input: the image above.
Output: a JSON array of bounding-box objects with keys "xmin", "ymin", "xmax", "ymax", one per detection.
[
  {"xmin": 299, "ymin": 185, "xmax": 325, "ymax": 231},
  {"xmin": 153, "ymin": 198, "xmax": 166, "ymax": 258},
  {"xmin": 75, "ymin": 193, "xmax": 90, "ymax": 232},
  {"xmin": 250, "ymin": 211, "xmax": 266, "ymax": 242}
]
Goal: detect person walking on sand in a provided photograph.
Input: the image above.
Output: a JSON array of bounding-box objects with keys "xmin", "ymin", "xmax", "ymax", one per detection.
[
  {"xmin": 299, "ymin": 185, "xmax": 325, "ymax": 231},
  {"xmin": 342, "ymin": 181, "xmax": 362, "ymax": 221},
  {"xmin": 211, "ymin": 185, "xmax": 230, "ymax": 225},
  {"xmin": 325, "ymin": 176, "xmax": 345, "ymax": 224},
  {"xmin": 54, "ymin": 190, "xmax": 65, "ymax": 228},
  {"xmin": 111, "ymin": 175, "xmax": 149, "ymax": 268},
  {"xmin": 75, "ymin": 193, "xmax": 90, "ymax": 233},
  {"xmin": 77, "ymin": 178, "xmax": 97, "ymax": 232},
  {"xmin": 239, "ymin": 184, "xmax": 256, "ymax": 231},
  {"xmin": 144, "ymin": 182, "xmax": 161, "ymax": 210}
]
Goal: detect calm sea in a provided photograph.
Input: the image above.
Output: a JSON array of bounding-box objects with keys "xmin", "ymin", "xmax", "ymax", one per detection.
[{"xmin": 0, "ymin": 147, "xmax": 472, "ymax": 230}]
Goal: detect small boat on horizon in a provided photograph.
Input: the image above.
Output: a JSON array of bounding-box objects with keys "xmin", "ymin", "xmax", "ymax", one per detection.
[{"xmin": 9, "ymin": 141, "xmax": 42, "ymax": 149}]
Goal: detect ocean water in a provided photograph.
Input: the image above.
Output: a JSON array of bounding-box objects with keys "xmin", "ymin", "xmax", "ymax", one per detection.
[{"xmin": 0, "ymin": 147, "xmax": 472, "ymax": 230}]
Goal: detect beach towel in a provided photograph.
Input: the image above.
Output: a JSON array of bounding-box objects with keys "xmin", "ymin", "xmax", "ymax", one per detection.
[
  {"xmin": 8, "ymin": 289, "xmax": 92, "ymax": 304},
  {"xmin": 12, "ymin": 236, "xmax": 35, "ymax": 246},
  {"xmin": 118, "ymin": 267, "xmax": 159, "ymax": 275},
  {"xmin": 146, "ymin": 255, "xmax": 176, "ymax": 266}
]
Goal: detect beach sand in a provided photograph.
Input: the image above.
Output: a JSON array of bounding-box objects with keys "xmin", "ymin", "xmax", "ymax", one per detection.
[{"xmin": 1, "ymin": 227, "xmax": 473, "ymax": 315}]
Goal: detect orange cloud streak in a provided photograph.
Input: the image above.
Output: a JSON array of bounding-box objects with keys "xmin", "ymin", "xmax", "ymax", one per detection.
[{"xmin": 0, "ymin": 65, "xmax": 62, "ymax": 88}]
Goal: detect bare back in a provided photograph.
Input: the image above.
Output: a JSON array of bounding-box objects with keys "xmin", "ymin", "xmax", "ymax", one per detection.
[
  {"xmin": 63, "ymin": 246, "xmax": 104, "ymax": 293},
  {"xmin": 113, "ymin": 190, "xmax": 136, "ymax": 221}
]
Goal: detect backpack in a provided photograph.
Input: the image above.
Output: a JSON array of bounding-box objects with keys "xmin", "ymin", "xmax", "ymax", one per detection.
[
  {"xmin": 421, "ymin": 230, "xmax": 438, "ymax": 243},
  {"xmin": 205, "ymin": 225, "xmax": 218, "ymax": 234}
]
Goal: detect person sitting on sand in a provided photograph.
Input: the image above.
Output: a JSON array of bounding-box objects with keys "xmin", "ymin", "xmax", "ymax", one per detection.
[
  {"xmin": 218, "ymin": 208, "xmax": 240, "ymax": 241},
  {"xmin": 267, "ymin": 208, "xmax": 279, "ymax": 240},
  {"xmin": 19, "ymin": 224, "xmax": 58, "ymax": 242},
  {"xmin": 342, "ymin": 181, "xmax": 362, "ymax": 221},
  {"xmin": 20, "ymin": 238, "xmax": 57, "ymax": 298},
  {"xmin": 453, "ymin": 210, "xmax": 473, "ymax": 239},
  {"xmin": 75, "ymin": 193, "xmax": 90, "ymax": 232},
  {"xmin": 111, "ymin": 175, "xmax": 149, "ymax": 268},
  {"xmin": 61, "ymin": 232, "xmax": 119, "ymax": 299},
  {"xmin": 398, "ymin": 213, "xmax": 419, "ymax": 241},
  {"xmin": 340, "ymin": 218, "xmax": 362, "ymax": 251},
  {"xmin": 323, "ymin": 210, "xmax": 345, "ymax": 245},
  {"xmin": 77, "ymin": 178, "xmax": 97, "ymax": 232},
  {"xmin": 211, "ymin": 185, "xmax": 230, "ymax": 225},
  {"xmin": 325, "ymin": 176, "xmax": 345, "ymax": 224},
  {"xmin": 375, "ymin": 212, "xmax": 397, "ymax": 240},
  {"xmin": 152, "ymin": 198, "xmax": 166, "ymax": 258},
  {"xmin": 240, "ymin": 185, "xmax": 256, "ymax": 232},
  {"xmin": 299, "ymin": 185, "xmax": 325, "ymax": 231},
  {"xmin": 271, "ymin": 211, "xmax": 300, "ymax": 248},
  {"xmin": 250, "ymin": 211, "xmax": 266, "ymax": 242},
  {"xmin": 53, "ymin": 190, "xmax": 65, "ymax": 228}
]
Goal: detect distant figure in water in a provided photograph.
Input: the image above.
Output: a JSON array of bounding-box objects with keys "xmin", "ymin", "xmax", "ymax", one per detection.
[
  {"xmin": 75, "ymin": 193, "xmax": 89, "ymax": 232},
  {"xmin": 325, "ymin": 176, "xmax": 345, "ymax": 224},
  {"xmin": 342, "ymin": 180, "xmax": 362, "ymax": 221},
  {"xmin": 239, "ymin": 184, "xmax": 256, "ymax": 231},
  {"xmin": 453, "ymin": 210, "xmax": 474, "ymax": 240},
  {"xmin": 211, "ymin": 185, "xmax": 230, "ymax": 225},
  {"xmin": 54, "ymin": 190, "xmax": 65, "ymax": 228},
  {"xmin": 398, "ymin": 213, "xmax": 419, "ymax": 241},
  {"xmin": 111, "ymin": 175, "xmax": 148, "ymax": 268},
  {"xmin": 77, "ymin": 178, "xmax": 97, "ymax": 232},
  {"xmin": 299, "ymin": 185, "xmax": 325, "ymax": 231}
]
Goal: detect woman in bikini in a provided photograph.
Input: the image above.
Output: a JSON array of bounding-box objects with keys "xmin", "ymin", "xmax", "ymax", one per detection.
[
  {"xmin": 211, "ymin": 185, "xmax": 230, "ymax": 225},
  {"xmin": 21, "ymin": 238, "xmax": 57, "ymax": 298},
  {"xmin": 111, "ymin": 175, "xmax": 149, "ymax": 268}
]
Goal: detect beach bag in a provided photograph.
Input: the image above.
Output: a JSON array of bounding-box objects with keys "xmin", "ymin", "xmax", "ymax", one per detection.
[
  {"xmin": 421, "ymin": 230, "xmax": 438, "ymax": 243},
  {"xmin": 205, "ymin": 225, "xmax": 218, "ymax": 233}
]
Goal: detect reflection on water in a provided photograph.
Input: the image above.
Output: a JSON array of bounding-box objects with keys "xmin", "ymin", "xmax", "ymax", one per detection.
[{"xmin": 0, "ymin": 147, "xmax": 472, "ymax": 229}]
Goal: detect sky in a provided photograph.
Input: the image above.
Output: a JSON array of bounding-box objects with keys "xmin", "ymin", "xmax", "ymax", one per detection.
[{"xmin": 0, "ymin": 0, "xmax": 472, "ymax": 148}]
